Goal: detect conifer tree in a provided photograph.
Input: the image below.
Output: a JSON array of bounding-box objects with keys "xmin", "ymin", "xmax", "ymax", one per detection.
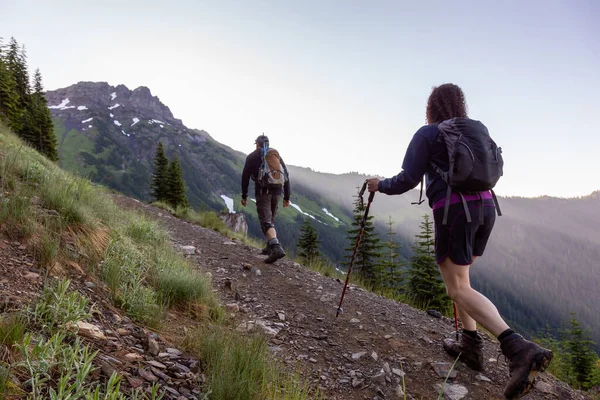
[
  {"xmin": 167, "ymin": 156, "xmax": 189, "ymax": 209},
  {"xmin": 29, "ymin": 68, "xmax": 58, "ymax": 161},
  {"xmin": 0, "ymin": 38, "xmax": 57, "ymax": 161},
  {"xmin": 297, "ymin": 218, "xmax": 321, "ymax": 264},
  {"xmin": 379, "ymin": 215, "xmax": 406, "ymax": 293},
  {"xmin": 0, "ymin": 38, "xmax": 21, "ymax": 130},
  {"xmin": 6, "ymin": 38, "xmax": 36, "ymax": 146},
  {"xmin": 150, "ymin": 142, "xmax": 170, "ymax": 203},
  {"xmin": 343, "ymin": 190, "xmax": 383, "ymax": 286},
  {"xmin": 6, "ymin": 39, "xmax": 31, "ymax": 116},
  {"xmin": 407, "ymin": 214, "xmax": 451, "ymax": 313},
  {"xmin": 566, "ymin": 314, "xmax": 597, "ymax": 390}
]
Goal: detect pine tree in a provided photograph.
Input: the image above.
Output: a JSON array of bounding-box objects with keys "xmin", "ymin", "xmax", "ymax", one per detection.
[
  {"xmin": 150, "ymin": 142, "xmax": 170, "ymax": 203},
  {"xmin": 566, "ymin": 314, "xmax": 597, "ymax": 390},
  {"xmin": 379, "ymin": 215, "xmax": 406, "ymax": 293},
  {"xmin": 297, "ymin": 218, "xmax": 321, "ymax": 264},
  {"xmin": 6, "ymin": 38, "xmax": 36, "ymax": 145},
  {"xmin": 167, "ymin": 156, "xmax": 189, "ymax": 209},
  {"xmin": 407, "ymin": 214, "xmax": 451, "ymax": 313},
  {"xmin": 0, "ymin": 38, "xmax": 21, "ymax": 130},
  {"xmin": 6, "ymin": 38, "xmax": 30, "ymax": 107},
  {"xmin": 343, "ymin": 190, "xmax": 383, "ymax": 286},
  {"xmin": 29, "ymin": 68, "xmax": 58, "ymax": 161}
]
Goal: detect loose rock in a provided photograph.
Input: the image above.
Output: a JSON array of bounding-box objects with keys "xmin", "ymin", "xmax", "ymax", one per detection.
[
  {"xmin": 431, "ymin": 362, "xmax": 457, "ymax": 380},
  {"xmin": 178, "ymin": 245, "xmax": 196, "ymax": 255},
  {"xmin": 435, "ymin": 383, "xmax": 468, "ymax": 400},
  {"xmin": 75, "ymin": 321, "xmax": 106, "ymax": 340},
  {"xmin": 147, "ymin": 336, "xmax": 160, "ymax": 356}
]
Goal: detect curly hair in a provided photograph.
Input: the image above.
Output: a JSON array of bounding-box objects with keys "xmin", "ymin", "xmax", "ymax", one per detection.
[{"xmin": 426, "ymin": 83, "xmax": 468, "ymax": 124}]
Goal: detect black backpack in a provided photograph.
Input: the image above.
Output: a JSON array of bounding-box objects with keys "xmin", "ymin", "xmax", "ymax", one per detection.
[{"xmin": 414, "ymin": 118, "xmax": 503, "ymax": 225}]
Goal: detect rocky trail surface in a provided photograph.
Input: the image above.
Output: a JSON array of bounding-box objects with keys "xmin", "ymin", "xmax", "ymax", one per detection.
[{"xmin": 111, "ymin": 195, "xmax": 591, "ymax": 400}]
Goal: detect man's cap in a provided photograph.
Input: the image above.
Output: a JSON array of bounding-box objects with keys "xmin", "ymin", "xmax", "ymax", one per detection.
[{"xmin": 255, "ymin": 135, "xmax": 269, "ymax": 146}]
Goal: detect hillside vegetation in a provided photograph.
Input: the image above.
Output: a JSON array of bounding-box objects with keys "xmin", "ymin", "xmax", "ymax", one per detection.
[{"xmin": 0, "ymin": 122, "xmax": 317, "ymax": 399}]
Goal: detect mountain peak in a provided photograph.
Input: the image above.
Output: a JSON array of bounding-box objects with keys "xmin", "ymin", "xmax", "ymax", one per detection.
[{"xmin": 45, "ymin": 81, "xmax": 182, "ymax": 126}]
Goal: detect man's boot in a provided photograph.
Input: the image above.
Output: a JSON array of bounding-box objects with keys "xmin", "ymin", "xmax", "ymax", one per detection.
[
  {"xmin": 443, "ymin": 330, "xmax": 484, "ymax": 371},
  {"xmin": 500, "ymin": 333, "xmax": 553, "ymax": 399},
  {"xmin": 264, "ymin": 243, "xmax": 285, "ymax": 264},
  {"xmin": 261, "ymin": 243, "xmax": 270, "ymax": 255}
]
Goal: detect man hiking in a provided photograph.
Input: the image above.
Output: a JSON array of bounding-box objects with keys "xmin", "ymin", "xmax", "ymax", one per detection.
[
  {"xmin": 366, "ymin": 83, "xmax": 553, "ymax": 399},
  {"xmin": 241, "ymin": 134, "xmax": 290, "ymax": 264}
]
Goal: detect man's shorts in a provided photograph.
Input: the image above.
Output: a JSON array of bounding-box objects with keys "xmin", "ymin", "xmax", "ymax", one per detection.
[
  {"xmin": 256, "ymin": 189, "xmax": 280, "ymax": 232},
  {"xmin": 433, "ymin": 193, "xmax": 496, "ymax": 266}
]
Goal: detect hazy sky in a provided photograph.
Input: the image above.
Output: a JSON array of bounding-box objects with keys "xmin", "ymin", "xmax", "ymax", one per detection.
[{"xmin": 2, "ymin": 0, "xmax": 598, "ymax": 198}]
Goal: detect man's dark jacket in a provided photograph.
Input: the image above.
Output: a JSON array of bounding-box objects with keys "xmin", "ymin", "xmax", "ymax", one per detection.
[{"xmin": 241, "ymin": 148, "xmax": 291, "ymax": 200}]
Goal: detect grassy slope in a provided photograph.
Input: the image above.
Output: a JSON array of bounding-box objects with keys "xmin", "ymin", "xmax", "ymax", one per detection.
[{"xmin": 0, "ymin": 122, "xmax": 318, "ymax": 399}]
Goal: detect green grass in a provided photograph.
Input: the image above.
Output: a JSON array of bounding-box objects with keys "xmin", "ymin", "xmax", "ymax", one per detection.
[
  {"xmin": 0, "ymin": 122, "xmax": 221, "ymax": 328},
  {"xmin": 182, "ymin": 325, "xmax": 319, "ymax": 400},
  {"xmin": 0, "ymin": 313, "xmax": 27, "ymax": 349},
  {"xmin": 29, "ymin": 278, "xmax": 92, "ymax": 335},
  {"xmin": 34, "ymin": 231, "xmax": 60, "ymax": 269},
  {"xmin": 0, "ymin": 193, "xmax": 35, "ymax": 239}
]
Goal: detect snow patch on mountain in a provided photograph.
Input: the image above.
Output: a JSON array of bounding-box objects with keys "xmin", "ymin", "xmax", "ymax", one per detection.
[
  {"xmin": 108, "ymin": 103, "xmax": 120, "ymax": 110},
  {"xmin": 48, "ymin": 98, "xmax": 75, "ymax": 110},
  {"xmin": 220, "ymin": 195, "xmax": 236, "ymax": 214},
  {"xmin": 77, "ymin": 105, "xmax": 88, "ymax": 110},
  {"xmin": 290, "ymin": 202, "xmax": 316, "ymax": 220},
  {"xmin": 110, "ymin": 92, "xmax": 117, "ymax": 100},
  {"xmin": 322, "ymin": 208, "xmax": 340, "ymax": 222},
  {"xmin": 131, "ymin": 117, "xmax": 139, "ymax": 126},
  {"xmin": 82, "ymin": 117, "xmax": 93, "ymax": 123},
  {"xmin": 114, "ymin": 120, "xmax": 122, "ymax": 127}
]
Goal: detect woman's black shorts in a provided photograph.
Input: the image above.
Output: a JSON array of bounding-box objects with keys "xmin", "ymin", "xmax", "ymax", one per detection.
[{"xmin": 433, "ymin": 198, "xmax": 496, "ymax": 266}]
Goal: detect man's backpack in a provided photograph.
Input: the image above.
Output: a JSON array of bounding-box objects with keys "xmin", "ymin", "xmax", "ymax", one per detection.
[
  {"xmin": 414, "ymin": 118, "xmax": 504, "ymax": 225},
  {"xmin": 257, "ymin": 143, "xmax": 287, "ymax": 189}
]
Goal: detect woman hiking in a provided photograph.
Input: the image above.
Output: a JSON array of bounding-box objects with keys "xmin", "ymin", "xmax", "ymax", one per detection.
[{"xmin": 366, "ymin": 83, "xmax": 553, "ymax": 400}]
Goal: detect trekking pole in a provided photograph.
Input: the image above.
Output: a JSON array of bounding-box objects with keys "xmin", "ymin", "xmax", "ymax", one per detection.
[
  {"xmin": 336, "ymin": 180, "xmax": 375, "ymax": 318},
  {"xmin": 453, "ymin": 302, "xmax": 459, "ymax": 341}
]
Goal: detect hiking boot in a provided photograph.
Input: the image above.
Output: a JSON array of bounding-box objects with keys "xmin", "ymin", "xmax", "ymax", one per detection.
[
  {"xmin": 500, "ymin": 333, "xmax": 554, "ymax": 399},
  {"xmin": 264, "ymin": 244, "xmax": 285, "ymax": 264},
  {"xmin": 261, "ymin": 243, "xmax": 270, "ymax": 255},
  {"xmin": 443, "ymin": 331, "xmax": 485, "ymax": 371}
]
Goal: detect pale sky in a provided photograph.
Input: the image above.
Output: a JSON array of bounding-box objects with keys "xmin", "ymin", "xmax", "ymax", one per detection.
[{"xmin": 2, "ymin": 0, "xmax": 598, "ymax": 198}]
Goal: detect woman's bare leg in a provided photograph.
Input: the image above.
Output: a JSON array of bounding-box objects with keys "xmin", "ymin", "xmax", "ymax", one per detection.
[{"xmin": 438, "ymin": 257, "xmax": 509, "ymax": 337}]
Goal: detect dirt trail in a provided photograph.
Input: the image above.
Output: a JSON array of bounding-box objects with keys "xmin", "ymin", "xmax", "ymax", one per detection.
[{"xmin": 112, "ymin": 195, "xmax": 590, "ymax": 400}]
